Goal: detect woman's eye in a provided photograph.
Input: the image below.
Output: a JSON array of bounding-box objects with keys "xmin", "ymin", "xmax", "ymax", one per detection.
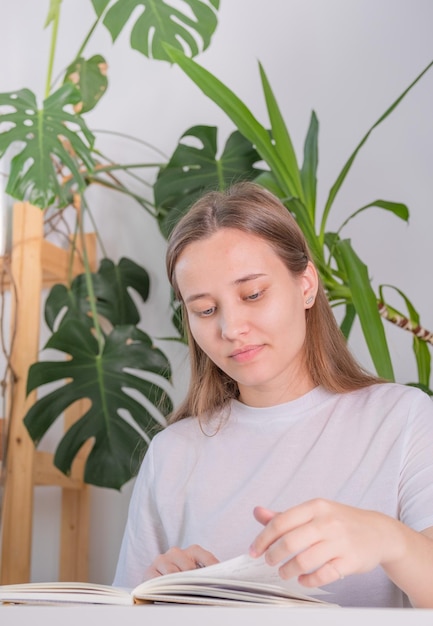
[
  {"xmin": 199, "ymin": 307, "xmax": 215, "ymax": 317},
  {"xmin": 246, "ymin": 290, "xmax": 263, "ymax": 301}
]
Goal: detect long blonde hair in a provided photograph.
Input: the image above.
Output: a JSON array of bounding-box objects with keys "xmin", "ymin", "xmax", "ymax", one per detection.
[{"xmin": 166, "ymin": 182, "xmax": 381, "ymax": 423}]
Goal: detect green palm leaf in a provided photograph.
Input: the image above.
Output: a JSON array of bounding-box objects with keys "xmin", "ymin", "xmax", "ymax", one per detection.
[
  {"xmin": 378, "ymin": 284, "xmax": 431, "ymax": 387},
  {"xmin": 337, "ymin": 200, "xmax": 409, "ymax": 234},
  {"xmin": 320, "ymin": 59, "xmax": 433, "ymax": 239},
  {"xmin": 334, "ymin": 239, "xmax": 394, "ymax": 380},
  {"xmin": 300, "ymin": 111, "xmax": 319, "ymax": 220},
  {"xmin": 163, "ymin": 45, "xmax": 291, "ymax": 194},
  {"xmin": 259, "ymin": 63, "xmax": 304, "ymax": 202}
]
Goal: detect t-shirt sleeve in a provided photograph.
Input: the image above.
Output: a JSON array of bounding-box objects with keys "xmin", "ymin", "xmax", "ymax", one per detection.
[
  {"xmin": 112, "ymin": 438, "xmax": 167, "ymax": 588},
  {"xmin": 399, "ymin": 390, "xmax": 433, "ymax": 532}
]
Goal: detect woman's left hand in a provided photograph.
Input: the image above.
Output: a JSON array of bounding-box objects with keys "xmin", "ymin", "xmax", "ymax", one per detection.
[{"xmin": 249, "ymin": 498, "xmax": 403, "ymax": 588}]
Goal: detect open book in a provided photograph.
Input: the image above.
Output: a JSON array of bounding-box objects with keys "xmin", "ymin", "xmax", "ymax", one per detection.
[{"xmin": 0, "ymin": 554, "xmax": 338, "ymax": 607}]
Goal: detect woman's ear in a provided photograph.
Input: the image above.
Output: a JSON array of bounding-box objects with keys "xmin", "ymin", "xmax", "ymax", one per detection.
[{"xmin": 302, "ymin": 261, "xmax": 319, "ymax": 309}]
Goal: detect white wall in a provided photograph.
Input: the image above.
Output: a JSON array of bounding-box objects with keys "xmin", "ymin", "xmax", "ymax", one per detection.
[{"xmin": 1, "ymin": 0, "xmax": 432, "ymax": 584}]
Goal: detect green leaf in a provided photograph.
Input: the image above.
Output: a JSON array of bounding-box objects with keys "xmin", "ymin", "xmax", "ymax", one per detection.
[
  {"xmin": 45, "ymin": 283, "xmax": 89, "ymax": 332},
  {"xmin": 45, "ymin": 0, "xmax": 62, "ymax": 26},
  {"xmin": 102, "ymin": 0, "xmax": 220, "ymax": 61},
  {"xmin": 339, "ymin": 303, "xmax": 357, "ymax": 339},
  {"xmin": 378, "ymin": 284, "xmax": 431, "ymax": 387},
  {"xmin": 154, "ymin": 125, "xmax": 264, "ymax": 238},
  {"xmin": 258, "ymin": 63, "xmax": 304, "ymax": 201},
  {"xmin": 45, "ymin": 257, "xmax": 150, "ymax": 331},
  {"xmin": 171, "ymin": 302, "xmax": 185, "ymax": 342},
  {"xmin": 0, "ymin": 86, "xmax": 95, "ymax": 208},
  {"xmin": 24, "ymin": 321, "xmax": 173, "ymax": 489},
  {"xmin": 320, "ymin": 59, "xmax": 433, "ymax": 239},
  {"xmin": 300, "ymin": 111, "xmax": 319, "ymax": 220},
  {"xmin": 284, "ymin": 197, "xmax": 324, "ymax": 271},
  {"xmin": 337, "ymin": 199, "xmax": 409, "ymax": 234},
  {"xmin": 406, "ymin": 383, "xmax": 433, "ymax": 397},
  {"xmin": 64, "ymin": 55, "xmax": 108, "ymax": 114},
  {"xmin": 334, "ymin": 239, "xmax": 394, "ymax": 380},
  {"xmin": 413, "ymin": 337, "xmax": 431, "ymax": 388},
  {"xmin": 93, "ymin": 258, "xmax": 150, "ymax": 325},
  {"xmin": 163, "ymin": 45, "xmax": 292, "ymax": 195},
  {"xmin": 252, "ymin": 171, "xmax": 283, "ymax": 195},
  {"xmin": 91, "ymin": 0, "xmax": 111, "ymax": 16}
]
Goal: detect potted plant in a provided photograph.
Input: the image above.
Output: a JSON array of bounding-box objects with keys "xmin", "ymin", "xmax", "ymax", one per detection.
[
  {"xmin": 153, "ymin": 48, "xmax": 433, "ymax": 394},
  {"xmin": 0, "ymin": 0, "xmax": 221, "ymax": 490}
]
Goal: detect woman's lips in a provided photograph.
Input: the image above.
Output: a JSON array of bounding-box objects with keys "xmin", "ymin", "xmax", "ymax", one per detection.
[{"xmin": 229, "ymin": 345, "xmax": 264, "ymax": 363}]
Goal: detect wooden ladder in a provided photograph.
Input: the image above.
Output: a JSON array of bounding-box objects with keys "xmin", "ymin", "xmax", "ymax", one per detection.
[{"xmin": 0, "ymin": 202, "xmax": 96, "ymax": 584}]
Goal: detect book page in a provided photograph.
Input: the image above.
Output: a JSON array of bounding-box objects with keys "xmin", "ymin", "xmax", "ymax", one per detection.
[
  {"xmin": 0, "ymin": 581, "xmax": 133, "ymax": 606},
  {"xmin": 134, "ymin": 554, "xmax": 328, "ymax": 602}
]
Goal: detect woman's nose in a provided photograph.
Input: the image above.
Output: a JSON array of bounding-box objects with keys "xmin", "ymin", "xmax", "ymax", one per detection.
[{"xmin": 220, "ymin": 307, "xmax": 249, "ymax": 340}]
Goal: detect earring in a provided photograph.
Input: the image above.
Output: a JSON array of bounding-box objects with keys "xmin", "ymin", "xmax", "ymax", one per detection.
[{"xmin": 305, "ymin": 296, "xmax": 314, "ymax": 305}]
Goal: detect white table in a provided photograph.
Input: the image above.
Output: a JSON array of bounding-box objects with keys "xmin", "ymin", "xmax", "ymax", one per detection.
[{"xmin": 1, "ymin": 605, "xmax": 433, "ymax": 626}]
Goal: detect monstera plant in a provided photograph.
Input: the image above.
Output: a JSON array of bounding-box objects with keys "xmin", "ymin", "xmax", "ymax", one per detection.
[
  {"xmin": 154, "ymin": 47, "xmax": 433, "ymax": 394},
  {"xmin": 0, "ymin": 0, "xmax": 220, "ymax": 489}
]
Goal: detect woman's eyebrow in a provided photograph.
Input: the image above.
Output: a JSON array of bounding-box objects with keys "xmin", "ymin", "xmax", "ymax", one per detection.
[
  {"xmin": 185, "ymin": 274, "xmax": 267, "ymax": 304},
  {"xmin": 234, "ymin": 273, "xmax": 267, "ymax": 285},
  {"xmin": 185, "ymin": 292, "xmax": 210, "ymax": 304}
]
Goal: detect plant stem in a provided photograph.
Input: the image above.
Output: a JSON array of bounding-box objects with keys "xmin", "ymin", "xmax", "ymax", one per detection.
[
  {"xmin": 86, "ymin": 175, "xmax": 158, "ymax": 217},
  {"xmin": 44, "ymin": 6, "xmax": 61, "ymax": 99},
  {"xmin": 92, "ymin": 130, "xmax": 169, "ymax": 159},
  {"xmin": 75, "ymin": 16, "xmax": 102, "ymax": 60},
  {"xmin": 84, "ymin": 205, "xmax": 107, "ymax": 258},
  {"xmin": 75, "ymin": 194, "xmax": 105, "ymax": 355}
]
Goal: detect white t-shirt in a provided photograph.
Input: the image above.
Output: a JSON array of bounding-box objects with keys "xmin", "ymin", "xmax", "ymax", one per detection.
[{"xmin": 113, "ymin": 383, "xmax": 433, "ymax": 607}]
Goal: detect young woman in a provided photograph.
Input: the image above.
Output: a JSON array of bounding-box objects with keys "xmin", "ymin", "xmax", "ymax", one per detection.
[{"xmin": 114, "ymin": 182, "xmax": 433, "ymax": 608}]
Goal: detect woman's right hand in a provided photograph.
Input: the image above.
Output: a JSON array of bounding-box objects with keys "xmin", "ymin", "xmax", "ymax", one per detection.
[{"xmin": 144, "ymin": 545, "xmax": 219, "ymax": 579}]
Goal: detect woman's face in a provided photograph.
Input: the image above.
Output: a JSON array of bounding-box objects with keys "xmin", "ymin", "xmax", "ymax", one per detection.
[{"xmin": 175, "ymin": 228, "xmax": 318, "ymax": 407}]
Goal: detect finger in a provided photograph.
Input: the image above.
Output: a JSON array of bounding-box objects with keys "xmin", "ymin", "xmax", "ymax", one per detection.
[
  {"xmin": 185, "ymin": 544, "xmax": 220, "ymax": 568},
  {"xmin": 253, "ymin": 506, "xmax": 278, "ymax": 527},
  {"xmin": 153, "ymin": 560, "xmax": 183, "ymax": 576},
  {"xmin": 264, "ymin": 522, "xmax": 324, "ymax": 568},
  {"xmin": 147, "ymin": 545, "xmax": 219, "ymax": 579},
  {"xmin": 277, "ymin": 538, "xmax": 339, "ymax": 580},
  {"xmin": 151, "ymin": 547, "xmax": 199, "ymax": 576},
  {"xmin": 143, "ymin": 565, "xmax": 163, "ymax": 580},
  {"xmin": 250, "ymin": 507, "xmax": 282, "ymax": 557},
  {"xmin": 152, "ymin": 550, "xmax": 187, "ymax": 575},
  {"xmin": 298, "ymin": 560, "xmax": 345, "ymax": 588},
  {"xmin": 251, "ymin": 499, "xmax": 331, "ymax": 558},
  {"xmin": 251, "ymin": 504, "xmax": 314, "ymax": 558}
]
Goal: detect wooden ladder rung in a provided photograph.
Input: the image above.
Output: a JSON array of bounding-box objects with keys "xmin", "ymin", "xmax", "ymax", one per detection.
[{"xmin": 33, "ymin": 451, "xmax": 86, "ymax": 489}]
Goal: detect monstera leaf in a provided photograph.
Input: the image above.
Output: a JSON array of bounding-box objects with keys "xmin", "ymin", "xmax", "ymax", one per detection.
[
  {"xmin": 92, "ymin": 0, "xmax": 220, "ymax": 61},
  {"xmin": 155, "ymin": 125, "xmax": 264, "ymax": 238},
  {"xmin": 26, "ymin": 257, "xmax": 167, "ymax": 489},
  {"xmin": 24, "ymin": 321, "xmax": 173, "ymax": 489},
  {"xmin": 0, "ymin": 86, "xmax": 95, "ymax": 208},
  {"xmin": 45, "ymin": 257, "xmax": 150, "ymax": 332},
  {"xmin": 64, "ymin": 55, "xmax": 108, "ymax": 114}
]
